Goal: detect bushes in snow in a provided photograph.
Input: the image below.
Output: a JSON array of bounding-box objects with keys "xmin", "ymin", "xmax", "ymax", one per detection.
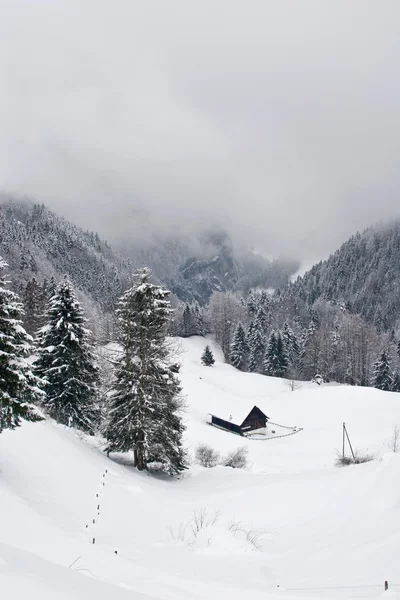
[
  {"xmin": 195, "ymin": 444, "xmax": 220, "ymax": 468},
  {"xmin": 334, "ymin": 450, "xmax": 375, "ymax": 467},
  {"xmin": 195, "ymin": 444, "xmax": 248, "ymax": 469},
  {"xmin": 169, "ymin": 508, "xmax": 267, "ymax": 551},
  {"xmin": 221, "ymin": 446, "xmax": 248, "ymax": 469}
]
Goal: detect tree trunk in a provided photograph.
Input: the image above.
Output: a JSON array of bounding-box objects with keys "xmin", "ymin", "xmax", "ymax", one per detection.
[{"xmin": 136, "ymin": 445, "xmax": 144, "ymax": 471}]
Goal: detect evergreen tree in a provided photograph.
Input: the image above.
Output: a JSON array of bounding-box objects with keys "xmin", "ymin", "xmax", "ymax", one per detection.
[
  {"xmin": 34, "ymin": 278, "xmax": 100, "ymax": 434},
  {"xmin": 229, "ymin": 322, "xmax": 249, "ymax": 371},
  {"xmin": 23, "ymin": 277, "xmax": 45, "ymax": 336},
  {"xmin": 193, "ymin": 304, "xmax": 205, "ymax": 336},
  {"xmin": 392, "ymin": 371, "xmax": 400, "ymax": 392},
  {"xmin": 246, "ymin": 290, "xmax": 258, "ymax": 317},
  {"xmin": 182, "ymin": 304, "xmax": 195, "ymax": 337},
  {"xmin": 248, "ymin": 321, "xmax": 265, "ymax": 373},
  {"xmin": 201, "ymin": 345, "xmax": 215, "ymax": 366},
  {"xmin": 0, "ymin": 258, "xmax": 44, "ymax": 433},
  {"xmin": 281, "ymin": 321, "xmax": 301, "ymax": 373},
  {"xmin": 104, "ymin": 269, "xmax": 186, "ymax": 474},
  {"xmin": 372, "ymin": 350, "xmax": 393, "ymax": 391},
  {"xmin": 264, "ymin": 330, "xmax": 289, "ymax": 378},
  {"xmin": 301, "ymin": 320, "xmax": 320, "ymax": 380}
]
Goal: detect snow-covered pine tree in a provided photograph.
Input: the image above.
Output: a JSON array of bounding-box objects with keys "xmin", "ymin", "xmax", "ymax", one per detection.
[
  {"xmin": 201, "ymin": 345, "xmax": 215, "ymax": 366},
  {"xmin": 229, "ymin": 322, "xmax": 249, "ymax": 371},
  {"xmin": 104, "ymin": 269, "xmax": 186, "ymax": 474},
  {"xmin": 23, "ymin": 277, "xmax": 46, "ymax": 336},
  {"xmin": 264, "ymin": 330, "xmax": 289, "ymax": 378},
  {"xmin": 281, "ymin": 321, "xmax": 301, "ymax": 374},
  {"xmin": 34, "ymin": 278, "xmax": 100, "ymax": 434},
  {"xmin": 246, "ymin": 290, "xmax": 258, "ymax": 317},
  {"xmin": 392, "ymin": 371, "xmax": 400, "ymax": 392},
  {"xmin": 372, "ymin": 350, "xmax": 393, "ymax": 391},
  {"xmin": 301, "ymin": 319, "xmax": 320, "ymax": 380},
  {"xmin": 0, "ymin": 258, "xmax": 44, "ymax": 433},
  {"xmin": 182, "ymin": 304, "xmax": 195, "ymax": 337},
  {"xmin": 248, "ymin": 320, "xmax": 265, "ymax": 373},
  {"xmin": 193, "ymin": 304, "xmax": 205, "ymax": 336}
]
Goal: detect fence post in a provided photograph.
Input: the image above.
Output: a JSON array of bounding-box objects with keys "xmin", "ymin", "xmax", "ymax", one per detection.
[{"xmin": 342, "ymin": 422, "xmax": 345, "ymax": 458}]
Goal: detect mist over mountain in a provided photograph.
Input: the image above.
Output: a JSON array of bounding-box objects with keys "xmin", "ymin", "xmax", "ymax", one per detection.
[
  {"xmin": 118, "ymin": 229, "xmax": 299, "ymax": 305},
  {"xmin": 0, "ymin": 197, "xmax": 299, "ymax": 319}
]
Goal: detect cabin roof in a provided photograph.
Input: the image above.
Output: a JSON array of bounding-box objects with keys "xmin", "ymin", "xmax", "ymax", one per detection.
[
  {"xmin": 240, "ymin": 405, "xmax": 269, "ymax": 425},
  {"xmin": 210, "ymin": 405, "xmax": 269, "ymax": 428}
]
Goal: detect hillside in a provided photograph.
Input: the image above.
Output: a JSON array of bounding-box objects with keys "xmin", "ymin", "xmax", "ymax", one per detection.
[
  {"xmin": 0, "ymin": 198, "xmax": 132, "ymax": 319},
  {"xmin": 1, "ymin": 337, "xmax": 400, "ymax": 599},
  {"xmin": 289, "ymin": 221, "xmax": 400, "ymax": 333}
]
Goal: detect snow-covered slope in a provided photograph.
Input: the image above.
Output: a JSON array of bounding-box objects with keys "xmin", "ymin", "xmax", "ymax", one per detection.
[{"xmin": 1, "ymin": 336, "xmax": 400, "ymax": 599}]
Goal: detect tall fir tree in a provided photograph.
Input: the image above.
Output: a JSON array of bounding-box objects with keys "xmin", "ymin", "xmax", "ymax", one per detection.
[
  {"xmin": 372, "ymin": 350, "xmax": 393, "ymax": 391},
  {"xmin": 201, "ymin": 345, "xmax": 215, "ymax": 366},
  {"xmin": 229, "ymin": 322, "xmax": 249, "ymax": 371},
  {"xmin": 248, "ymin": 320, "xmax": 265, "ymax": 373},
  {"xmin": 34, "ymin": 278, "xmax": 100, "ymax": 434},
  {"xmin": 182, "ymin": 304, "xmax": 195, "ymax": 337},
  {"xmin": 0, "ymin": 258, "xmax": 44, "ymax": 433},
  {"xmin": 281, "ymin": 321, "xmax": 301, "ymax": 374},
  {"xmin": 23, "ymin": 277, "xmax": 46, "ymax": 336},
  {"xmin": 264, "ymin": 330, "xmax": 289, "ymax": 378},
  {"xmin": 104, "ymin": 269, "xmax": 186, "ymax": 474},
  {"xmin": 391, "ymin": 371, "xmax": 400, "ymax": 392}
]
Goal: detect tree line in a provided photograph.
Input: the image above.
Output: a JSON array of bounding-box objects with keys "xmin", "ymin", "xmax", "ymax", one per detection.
[{"xmin": 174, "ymin": 288, "xmax": 400, "ymax": 391}]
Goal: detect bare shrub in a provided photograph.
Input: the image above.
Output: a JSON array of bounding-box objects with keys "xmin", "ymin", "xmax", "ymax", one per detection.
[
  {"xmin": 168, "ymin": 522, "xmax": 189, "ymax": 544},
  {"xmin": 229, "ymin": 523, "xmax": 267, "ymax": 550},
  {"xmin": 335, "ymin": 450, "xmax": 375, "ymax": 467},
  {"xmin": 242, "ymin": 528, "xmax": 267, "ymax": 550},
  {"xmin": 195, "ymin": 444, "xmax": 220, "ymax": 468},
  {"xmin": 388, "ymin": 425, "xmax": 400, "ymax": 452},
  {"xmin": 189, "ymin": 507, "xmax": 219, "ymax": 536},
  {"xmin": 228, "ymin": 519, "xmax": 242, "ymax": 534},
  {"xmin": 169, "ymin": 507, "xmax": 219, "ymax": 547},
  {"xmin": 222, "ymin": 446, "xmax": 248, "ymax": 469}
]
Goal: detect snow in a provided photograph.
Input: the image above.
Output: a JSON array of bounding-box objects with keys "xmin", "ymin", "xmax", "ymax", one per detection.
[{"xmin": 2, "ymin": 335, "xmax": 400, "ymax": 599}]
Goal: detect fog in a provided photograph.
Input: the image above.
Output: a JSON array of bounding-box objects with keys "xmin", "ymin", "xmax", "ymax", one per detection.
[{"xmin": 1, "ymin": 1, "xmax": 400, "ymax": 262}]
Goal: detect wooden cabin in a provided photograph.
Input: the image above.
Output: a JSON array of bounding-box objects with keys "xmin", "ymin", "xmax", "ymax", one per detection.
[
  {"xmin": 240, "ymin": 406, "xmax": 268, "ymax": 433},
  {"xmin": 207, "ymin": 405, "xmax": 269, "ymax": 436}
]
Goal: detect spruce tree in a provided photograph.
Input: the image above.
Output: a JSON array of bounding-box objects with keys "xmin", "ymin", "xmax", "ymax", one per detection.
[
  {"xmin": 229, "ymin": 322, "xmax": 249, "ymax": 371},
  {"xmin": 264, "ymin": 331, "xmax": 289, "ymax": 378},
  {"xmin": 201, "ymin": 345, "xmax": 215, "ymax": 366},
  {"xmin": 23, "ymin": 277, "xmax": 45, "ymax": 336},
  {"xmin": 182, "ymin": 304, "xmax": 194, "ymax": 337},
  {"xmin": 392, "ymin": 371, "xmax": 400, "ymax": 392},
  {"xmin": 248, "ymin": 322, "xmax": 265, "ymax": 373},
  {"xmin": 372, "ymin": 350, "xmax": 393, "ymax": 391},
  {"xmin": 104, "ymin": 269, "xmax": 186, "ymax": 474},
  {"xmin": 34, "ymin": 278, "xmax": 100, "ymax": 434},
  {"xmin": 281, "ymin": 321, "xmax": 301, "ymax": 374},
  {"xmin": 0, "ymin": 258, "xmax": 44, "ymax": 433}
]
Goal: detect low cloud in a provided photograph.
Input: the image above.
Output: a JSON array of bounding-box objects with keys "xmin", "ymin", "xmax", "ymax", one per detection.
[{"xmin": 1, "ymin": 1, "xmax": 400, "ymax": 262}]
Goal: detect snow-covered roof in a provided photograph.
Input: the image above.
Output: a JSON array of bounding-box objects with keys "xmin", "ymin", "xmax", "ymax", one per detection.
[{"xmin": 208, "ymin": 404, "xmax": 269, "ymax": 427}]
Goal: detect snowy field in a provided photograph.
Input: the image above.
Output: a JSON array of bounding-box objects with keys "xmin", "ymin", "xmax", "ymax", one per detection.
[{"xmin": 1, "ymin": 336, "xmax": 400, "ymax": 599}]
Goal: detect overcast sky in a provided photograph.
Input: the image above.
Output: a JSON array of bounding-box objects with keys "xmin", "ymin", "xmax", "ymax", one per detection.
[{"xmin": 1, "ymin": 1, "xmax": 400, "ymax": 262}]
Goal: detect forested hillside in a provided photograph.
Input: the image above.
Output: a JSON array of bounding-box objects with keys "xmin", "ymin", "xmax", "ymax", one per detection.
[
  {"xmin": 0, "ymin": 198, "xmax": 133, "ymax": 329},
  {"xmin": 289, "ymin": 222, "xmax": 400, "ymax": 334}
]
